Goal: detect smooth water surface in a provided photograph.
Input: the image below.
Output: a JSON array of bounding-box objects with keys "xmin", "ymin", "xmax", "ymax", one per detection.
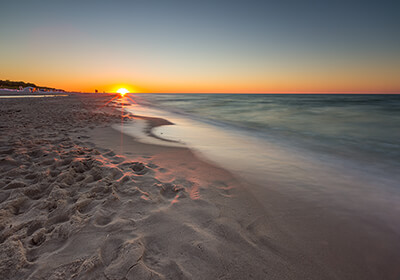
[{"xmin": 120, "ymin": 94, "xmax": 400, "ymax": 230}]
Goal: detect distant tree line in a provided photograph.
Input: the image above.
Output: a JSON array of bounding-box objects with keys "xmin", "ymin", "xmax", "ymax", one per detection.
[{"xmin": 0, "ymin": 79, "xmax": 63, "ymax": 91}]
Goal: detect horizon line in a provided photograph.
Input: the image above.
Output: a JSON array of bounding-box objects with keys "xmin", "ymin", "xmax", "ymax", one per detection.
[{"xmin": 97, "ymin": 91, "xmax": 400, "ymax": 95}]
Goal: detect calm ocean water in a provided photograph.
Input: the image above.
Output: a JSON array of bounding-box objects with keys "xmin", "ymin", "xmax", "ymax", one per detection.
[
  {"xmin": 135, "ymin": 94, "xmax": 400, "ymax": 165},
  {"xmin": 123, "ymin": 93, "xmax": 399, "ymax": 192},
  {"xmin": 121, "ymin": 93, "xmax": 400, "ymax": 231}
]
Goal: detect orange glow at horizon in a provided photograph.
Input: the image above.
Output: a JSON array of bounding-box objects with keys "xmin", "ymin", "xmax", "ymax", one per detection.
[
  {"xmin": 117, "ymin": 88, "xmax": 129, "ymax": 96},
  {"xmin": 3, "ymin": 67, "xmax": 400, "ymax": 94}
]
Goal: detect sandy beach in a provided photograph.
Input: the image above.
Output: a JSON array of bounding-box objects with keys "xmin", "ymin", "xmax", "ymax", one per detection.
[
  {"xmin": 0, "ymin": 93, "xmax": 399, "ymax": 280},
  {"xmin": 1, "ymin": 0, "xmax": 399, "ymax": 278},
  {"xmin": 0, "ymin": 93, "xmax": 293, "ymax": 279}
]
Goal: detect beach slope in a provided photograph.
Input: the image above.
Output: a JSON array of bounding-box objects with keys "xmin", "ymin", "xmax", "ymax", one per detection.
[{"xmin": 0, "ymin": 94, "xmax": 307, "ymax": 280}]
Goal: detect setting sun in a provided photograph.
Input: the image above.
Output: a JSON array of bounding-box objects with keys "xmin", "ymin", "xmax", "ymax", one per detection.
[{"xmin": 117, "ymin": 88, "xmax": 129, "ymax": 96}]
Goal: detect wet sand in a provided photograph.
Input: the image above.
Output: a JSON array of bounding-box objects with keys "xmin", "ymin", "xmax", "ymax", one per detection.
[{"xmin": 0, "ymin": 93, "xmax": 399, "ymax": 279}]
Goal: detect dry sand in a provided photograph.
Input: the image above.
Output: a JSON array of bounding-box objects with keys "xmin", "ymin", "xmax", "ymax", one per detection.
[{"xmin": 1, "ymin": 93, "xmax": 398, "ymax": 280}]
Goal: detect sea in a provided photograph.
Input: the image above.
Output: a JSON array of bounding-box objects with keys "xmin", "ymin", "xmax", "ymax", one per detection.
[{"xmin": 121, "ymin": 94, "xmax": 400, "ymax": 228}]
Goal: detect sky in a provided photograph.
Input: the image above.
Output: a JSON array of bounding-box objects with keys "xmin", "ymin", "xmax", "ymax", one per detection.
[{"xmin": 0, "ymin": 0, "xmax": 399, "ymax": 93}]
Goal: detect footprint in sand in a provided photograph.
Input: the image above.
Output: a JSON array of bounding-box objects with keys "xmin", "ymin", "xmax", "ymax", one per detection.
[
  {"xmin": 94, "ymin": 215, "xmax": 112, "ymax": 226},
  {"xmin": 130, "ymin": 162, "xmax": 148, "ymax": 175},
  {"xmin": 158, "ymin": 183, "xmax": 184, "ymax": 200}
]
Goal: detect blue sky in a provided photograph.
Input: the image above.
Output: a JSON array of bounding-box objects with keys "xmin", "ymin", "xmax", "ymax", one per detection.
[{"xmin": 1, "ymin": 0, "xmax": 399, "ymax": 92}]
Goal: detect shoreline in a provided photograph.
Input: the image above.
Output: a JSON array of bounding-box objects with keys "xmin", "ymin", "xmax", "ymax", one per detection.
[
  {"xmin": 114, "ymin": 96, "xmax": 400, "ymax": 280},
  {"xmin": 88, "ymin": 102, "xmax": 315, "ymax": 278},
  {"xmin": 1, "ymin": 93, "xmax": 399, "ymax": 279}
]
